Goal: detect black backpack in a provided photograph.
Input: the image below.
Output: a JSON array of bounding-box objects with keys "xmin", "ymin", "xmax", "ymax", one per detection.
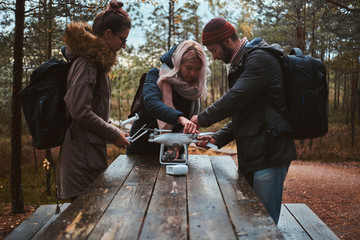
[
  {"xmin": 259, "ymin": 47, "xmax": 328, "ymax": 139},
  {"xmin": 128, "ymin": 73, "xmax": 147, "ymax": 118},
  {"xmin": 280, "ymin": 48, "xmax": 328, "ymax": 139},
  {"xmin": 19, "ymin": 51, "xmax": 100, "ymax": 149}
]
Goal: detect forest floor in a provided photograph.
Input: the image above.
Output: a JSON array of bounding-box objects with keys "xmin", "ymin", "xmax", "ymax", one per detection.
[
  {"xmin": 281, "ymin": 160, "xmax": 360, "ymax": 240},
  {"xmin": 1, "ymin": 156, "xmax": 360, "ymax": 239}
]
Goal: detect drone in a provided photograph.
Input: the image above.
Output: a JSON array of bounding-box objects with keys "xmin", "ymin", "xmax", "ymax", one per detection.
[
  {"xmin": 119, "ymin": 115, "xmax": 217, "ymax": 175},
  {"xmin": 147, "ymin": 128, "xmax": 217, "ymax": 175}
]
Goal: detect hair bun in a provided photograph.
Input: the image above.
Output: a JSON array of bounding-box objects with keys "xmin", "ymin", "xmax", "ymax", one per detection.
[
  {"xmin": 106, "ymin": 0, "xmax": 128, "ymax": 16},
  {"xmin": 109, "ymin": 0, "xmax": 124, "ymax": 9}
]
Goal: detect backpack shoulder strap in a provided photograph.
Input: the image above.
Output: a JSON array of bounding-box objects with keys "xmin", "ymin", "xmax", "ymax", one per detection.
[{"xmin": 253, "ymin": 47, "xmax": 290, "ymax": 119}]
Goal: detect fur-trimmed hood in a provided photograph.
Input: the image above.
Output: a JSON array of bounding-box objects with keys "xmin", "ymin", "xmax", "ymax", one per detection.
[{"xmin": 63, "ymin": 22, "xmax": 117, "ymax": 73}]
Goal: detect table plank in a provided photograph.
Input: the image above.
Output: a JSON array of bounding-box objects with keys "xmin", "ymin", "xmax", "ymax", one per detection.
[
  {"xmin": 278, "ymin": 205, "xmax": 312, "ymax": 240},
  {"xmin": 140, "ymin": 164, "xmax": 187, "ymax": 240},
  {"xmin": 187, "ymin": 155, "xmax": 237, "ymax": 240},
  {"xmin": 284, "ymin": 203, "xmax": 339, "ymax": 240},
  {"xmin": 5, "ymin": 204, "xmax": 58, "ymax": 240},
  {"xmin": 31, "ymin": 203, "xmax": 71, "ymax": 239},
  {"xmin": 88, "ymin": 156, "xmax": 160, "ymax": 240},
  {"xmin": 210, "ymin": 156, "xmax": 284, "ymax": 239},
  {"xmin": 33, "ymin": 154, "xmax": 139, "ymax": 240}
]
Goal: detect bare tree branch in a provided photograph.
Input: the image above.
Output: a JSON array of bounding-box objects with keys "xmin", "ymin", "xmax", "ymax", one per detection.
[
  {"xmin": 0, "ymin": 2, "xmax": 15, "ymax": 11},
  {"xmin": 326, "ymin": 0, "xmax": 360, "ymax": 12}
]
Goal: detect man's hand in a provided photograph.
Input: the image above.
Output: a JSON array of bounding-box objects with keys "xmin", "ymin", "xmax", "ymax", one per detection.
[
  {"xmin": 178, "ymin": 116, "xmax": 198, "ymax": 134},
  {"xmin": 114, "ymin": 131, "xmax": 130, "ymax": 148},
  {"xmin": 196, "ymin": 135, "xmax": 217, "ymax": 149}
]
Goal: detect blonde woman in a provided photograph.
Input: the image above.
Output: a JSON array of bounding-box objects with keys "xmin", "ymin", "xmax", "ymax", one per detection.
[{"xmin": 127, "ymin": 40, "xmax": 210, "ymax": 155}]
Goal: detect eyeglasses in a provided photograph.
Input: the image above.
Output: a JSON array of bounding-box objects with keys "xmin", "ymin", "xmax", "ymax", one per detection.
[{"xmin": 115, "ymin": 33, "xmax": 127, "ymax": 44}]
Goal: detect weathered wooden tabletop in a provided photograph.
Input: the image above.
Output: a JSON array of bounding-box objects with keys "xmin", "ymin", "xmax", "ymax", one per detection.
[{"xmin": 34, "ymin": 154, "xmax": 284, "ymax": 240}]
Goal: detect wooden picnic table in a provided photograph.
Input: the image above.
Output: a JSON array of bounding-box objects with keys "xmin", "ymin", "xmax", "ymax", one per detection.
[{"xmin": 34, "ymin": 154, "xmax": 284, "ymax": 239}]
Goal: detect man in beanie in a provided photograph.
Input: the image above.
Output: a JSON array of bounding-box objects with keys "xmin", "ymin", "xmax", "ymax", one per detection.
[{"xmin": 191, "ymin": 18, "xmax": 297, "ymax": 224}]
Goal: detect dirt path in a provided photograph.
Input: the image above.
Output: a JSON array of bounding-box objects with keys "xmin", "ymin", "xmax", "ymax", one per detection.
[{"xmin": 282, "ymin": 160, "xmax": 360, "ymax": 240}]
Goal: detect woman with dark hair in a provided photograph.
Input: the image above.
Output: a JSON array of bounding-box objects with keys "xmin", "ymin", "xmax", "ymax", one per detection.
[{"xmin": 57, "ymin": 1, "xmax": 131, "ymax": 201}]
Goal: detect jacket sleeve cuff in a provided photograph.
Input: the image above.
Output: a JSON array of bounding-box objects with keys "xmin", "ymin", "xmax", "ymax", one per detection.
[{"xmin": 212, "ymin": 121, "xmax": 235, "ymax": 148}]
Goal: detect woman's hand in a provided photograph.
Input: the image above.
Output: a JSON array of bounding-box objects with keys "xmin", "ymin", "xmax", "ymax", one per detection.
[
  {"xmin": 178, "ymin": 116, "xmax": 198, "ymax": 134},
  {"xmin": 190, "ymin": 115, "xmax": 198, "ymax": 126},
  {"xmin": 114, "ymin": 131, "xmax": 130, "ymax": 148}
]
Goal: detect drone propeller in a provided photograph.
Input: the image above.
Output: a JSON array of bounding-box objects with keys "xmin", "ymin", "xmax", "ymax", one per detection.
[
  {"xmin": 156, "ymin": 129, "xmax": 173, "ymax": 132},
  {"xmin": 144, "ymin": 128, "xmax": 173, "ymax": 133},
  {"xmin": 197, "ymin": 132, "xmax": 214, "ymax": 136},
  {"xmin": 127, "ymin": 124, "xmax": 148, "ymax": 142}
]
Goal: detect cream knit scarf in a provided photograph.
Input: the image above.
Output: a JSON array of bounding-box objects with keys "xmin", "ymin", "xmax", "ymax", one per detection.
[{"xmin": 157, "ymin": 63, "xmax": 203, "ymax": 130}]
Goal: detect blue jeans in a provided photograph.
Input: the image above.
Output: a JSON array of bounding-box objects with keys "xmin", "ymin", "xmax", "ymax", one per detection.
[{"xmin": 252, "ymin": 162, "xmax": 290, "ymax": 225}]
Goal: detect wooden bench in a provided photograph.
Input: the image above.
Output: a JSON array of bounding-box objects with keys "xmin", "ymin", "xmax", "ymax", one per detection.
[
  {"xmin": 5, "ymin": 203, "xmax": 70, "ymax": 240},
  {"xmin": 278, "ymin": 203, "xmax": 339, "ymax": 240}
]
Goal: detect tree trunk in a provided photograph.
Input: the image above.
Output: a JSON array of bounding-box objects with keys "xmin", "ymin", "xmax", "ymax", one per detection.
[
  {"xmin": 311, "ymin": 11, "xmax": 315, "ymax": 57},
  {"xmin": 11, "ymin": 0, "xmax": 26, "ymax": 214},
  {"xmin": 350, "ymin": 71, "xmax": 358, "ymax": 147},
  {"xmin": 337, "ymin": 72, "xmax": 340, "ymax": 109},
  {"xmin": 43, "ymin": 0, "xmax": 54, "ymax": 175},
  {"xmin": 346, "ymin": 74, "xmax": 349, "ymax": 125},
  {"xmin": 210, "ymin": 64, "xmax": 215, "ymax": 103},
  {"xmin": 117, "ymin": 97, "xmax": 122, "ymax": 122},
  {"xmin": 47, "ymin": 0, "xmax": 53, "ymax": 59},
  {"xmin": 33, "ymin": 141, "xmax": 38, "ymax": 172},
  {"xmin": 357, "ymin": 86, "xmax": 360, "ymax": 127},
  {"xmin": 357, "ymin": 39, "xmax": 360, "ymax": 127},
  {"xmin": 294, "ymin": 2, "xmax": 306, "ymax": 51},
  {"xmin": 167, "ymin": 0, "xmax": 174, "ymax": 50},
  {"xmin": 343, "ymin": 73, "xmax": 347, "ymax": 113},
  {"xmin": 334, "ymin": 70, "xmax": 337, "ymax": 112}
]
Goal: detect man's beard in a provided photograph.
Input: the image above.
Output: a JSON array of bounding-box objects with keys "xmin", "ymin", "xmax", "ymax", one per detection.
[{"xmin": 220, "ymin": 43, "xmax": 233, "ymax": 64}]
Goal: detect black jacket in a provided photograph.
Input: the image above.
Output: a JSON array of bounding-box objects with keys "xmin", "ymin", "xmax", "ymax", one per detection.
[{"xmin": 198, "ymin": 38, "xmax": 297, "ymax": 173}]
